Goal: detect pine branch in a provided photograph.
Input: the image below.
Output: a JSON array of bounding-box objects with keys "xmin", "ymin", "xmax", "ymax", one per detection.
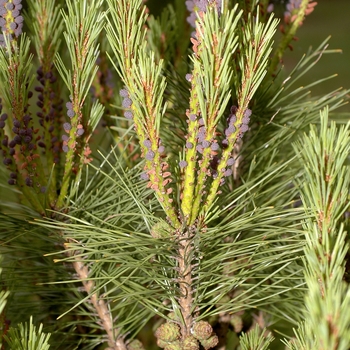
[
  {"xmin": 1, "ymin": 1, "xmax": 350, "ymax": 349},
  {"xmin": 268, "ymin": 0, "xmax": 317, "ymax": 75},
  {"xmin": 5, "ymin": 317, "xmax": 51, "ymax": 350},
  {"xmin": 25, "ymin": 0, "xmax": 64, "ymax": 207},
  {"xmin": 292, "ymin": 108, "xmax": 350, "ymax": 349},
  {"xmin": 4, "ymin": 316, "xmax": 51, "ymax": 350},
  {"xmin": 55, "ymin": 0, "xmax": 105, "ymax": 209},
  {"xmin": 181, "ymin": 3, "xmax": 242, "ymax": 224},
  {"xmin": 0, "ymin": 254, "xmax": 10, "ymax": 349},
  {"xmin": 203, "ymin": 12, "xmax": 278, "ymax": 217},
  {"xmin": 0, "ymin": 35, "xmax": 47, "ymax": 215},
  {"xmin": 106, "ymin": 0, "xmax": 180, "ymax": 227},
  {"xmin": 239, "ymin": 324, "xmax": 274, "ymax": 350},
  {"xmin": 68, "ymin": 250, "xmax": 127, "ymax": 350}
]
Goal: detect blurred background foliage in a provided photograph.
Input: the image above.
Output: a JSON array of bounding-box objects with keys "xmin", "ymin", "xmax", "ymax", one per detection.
[
  {"xmin": 148, "ymin": 0, "xmax": 350, "ymax": 110},
  {"xmin": 0, "ymin": 1, "xmax": 349, "ymax": 349},
  {"xmin": 280, "ymin": 0, "xmax": 350, "ymax": 106}
]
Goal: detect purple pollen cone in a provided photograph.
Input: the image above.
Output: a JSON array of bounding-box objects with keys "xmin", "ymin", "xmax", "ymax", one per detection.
[
  {"xmin": 143, "ymin": 139, "xmax": 152, "ymax": 148},
  {"xmin": 119, "ymin": 89, "xmax": 129, "ymax": 98},
  {"xmin": 63, "ymin": 122, "xmax": 72, "ymax": 131},
  {"xmin": 186, "ymin": 142, "xmax": 193, "ymax": 149},
  {"xmin": 140, "ymin": 172, "xmax": 149, "ymax": 181},
  {"xmin": 240, "ymin": 124, "xmax": 249, "ymax": 133},
  {"xmin": 227, "ymin": 158, "xmax": 235, "ymax": 166},
  {"xmin": 146, "ymin": 150, "xmax": 155, "ymax": 161},
  {"xmin": 211, "ymin": 143, "xmax": 219, "ymax": 151},
  {"xmin": 122, "ymin": 97, "xmax": 132, "ymax": 108},
  {"xmin": 179, "ymin": 160, "xmax": 188, "ymax": 168},
  {"xmin": 124, "ymin": 111, "xmax": 133, "ymax": 120},
  {"xmin": 77, "ymin": 128, "xmax": 85, "ymax": 136},
  {"xmin": 244, "ymin": 109, "xmax": 252, "ymax": 118},
  {"xmin": 185, "ymin": 74, "xmax": 193, "ymax": 82}
]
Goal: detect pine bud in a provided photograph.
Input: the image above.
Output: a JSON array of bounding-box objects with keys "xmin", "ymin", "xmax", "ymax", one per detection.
[
  {"xmin": 157, "ymin": 339, "xmax": 168, "ymax": 348},
  {"xmin": 3, "ymin": 158, "xmax": 12, "ymax": 166},
  {"xmin": 76, "ymin": 128, "xmax": 85, "ymax": 136},
  {"xmin": 126, "ymin": 339, "xmax": 145, "ymax": 350},
  {"xmin": 224, "ymin": 169, "xmax": 232, "ymax": 177},
  {"xmin": 155, "ymin": 322, "xmax": 181, "ymax": 342},
  {"xmin": 230, "ymin": 314, "xmax": 243, "ymax": 333},
  {"xmin": 63, "ymin": 122, "xmax": 72, "ymax": 131},
  {"xmin": 227, "ymin": 158, "xmax": 235, "ymax": 166},
  {"xmin": 150, "ymin": 221, "xmax": 172, "ymax": 239},
  {"xmin": 202, "ymin": 140, "xmax": 210, "ymax": 148},
  {"xmin": 230, "ymin": 105, "xmax": 238, "ymax": 114},
  {"xmin": 67, "ymin": 109, "xmax": 75, "ymax": 118},
  {"xmin": 240, "ymin": 124, "xmax": 249, "ymax": 133},
  {"xmin": 221, "ymin": 139, "xmax": 228, "ymax": 148},
  {"xmin": 25, "ymin": 177, "xmax": 33, "ymax": 187},
  {"xmin": 200, "ymin": 335, "xmax": 219, "ymax": 350},
  {"xmin": 119, "ymin": 88, "xmax": 129, "ymax": 98},
  {"xmin": 192, "ymin": 321, "xmax": 213, "ymax": 341},
  {"xmin": 167, "ymin": 312, "xmax": 180, "ymax": 322},
  {"xmin": 185, "ymin": 74, "xmax": 193, "ymax": 82},
  {"xmin": 210, "ymin": 143, "xmax": 219, "ymax": 151},
  {"xmin": 179, "ymin": 160, "xmax": 188, "ymax": 168},
  {"xmin": 186, "ymin": 142, "xmax": 193, "ymax": 149},
  {"xmin": 143, "ymin": 139, "xmax": 152, "ymax": 148},
  {"xmin": 124, "ymin": 110, "xmax": 133, "ymax": 119},
  {"xmin": 242, "ymin": 115, "xmax": 250, "ymax": 125},
  {"xmin": 164, "ymin": 341, "xmax": 181, "ymax": 350},
  {"xmin": 2, "ymin": 135, "xmax": 8, "ymax": 147},
  {"xmin": 225, "ymin": 125, "xmax": 235, "ymax": 137},
  {"xmin": 196, "ymin": 145, "xmax": 203, "ymax": 154},
  {"xmin": 244, "ymin": 109, "xmax": 252, "ymax": 118},
  {"xmin": 145, "ymin": 150, "xmax": 155, "ymax": 161},
  {"xmin": 122, "ymin": 97, "xmax": 132, "ymax": 108},
  {"xmin": 228, "ymin": 114, "xmax": 237, "ymax": 124},
  {"xmin": 183, "ymin": 335, "xmax": 199, "ymax": 350},
  {"xmin": 140, "ymin": 172, "xmax": 149, "ymax": 181}
]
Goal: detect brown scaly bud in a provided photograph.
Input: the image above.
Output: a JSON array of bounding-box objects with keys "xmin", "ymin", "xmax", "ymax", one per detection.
[
  {"xmin": 150, "ymin": 221, "xmax": 172, "ymax": 239},
  {"xmin": 192, "ymin": 321, "xmax": 213, "ymax": 341},
  {"xmin": 155, "ymin": 322, "xmax": 181, "ymax": 343},
  {"xmin": 164, "ymin": 341, "xmax": 181, "ymax": 350},
  {"xmin": 230, "ymin": 314, "xmax": 243, "ymax": 333},
  {"xmin": 167, "ymin": 312, "xmax": 180, "ymax": 322},
  {"xmin": 157, "ymin": 339, "xmax": 168, "ymax": 348},
  {"xmin": 183, "ymin": 335, "xmax": 200, "ymax": 350},
  {"xmin": 126, "ymin": 339, "xmax": 145, "ymax": 350},
  {"xmin": 200, "ymin": 335, "xmax": 219, "ymax": 350}
]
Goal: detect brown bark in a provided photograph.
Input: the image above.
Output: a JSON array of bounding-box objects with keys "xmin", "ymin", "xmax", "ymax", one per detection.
[
  {"xmin": 70, "ymin": 254, "xmax": 127, "ymax": 350},
  {"xmin": 177, "ymin": 229, "xmax": 194, "ymax": 339}
]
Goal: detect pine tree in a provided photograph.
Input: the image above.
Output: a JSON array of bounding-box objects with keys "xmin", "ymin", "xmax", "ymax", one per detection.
[{"xmin": 0, "ymin": 0, "xmax": 349, "ymax": 349}]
